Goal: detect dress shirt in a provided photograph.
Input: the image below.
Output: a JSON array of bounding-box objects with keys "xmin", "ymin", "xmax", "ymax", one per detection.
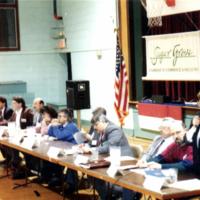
[
  {"xmin": 15, "ymin": 108, "xmax": 22, "ymax": 129},
  {"xmin": 0, "ymin": 107, "xmax": 5, "ymax": 119},
  {"xmin": 186, "ymin": 126, "xmax": 200, "ymax": 147},
  {"xmin": 142, "ymin": 135, "xmax": 174, "ymax": 162}
]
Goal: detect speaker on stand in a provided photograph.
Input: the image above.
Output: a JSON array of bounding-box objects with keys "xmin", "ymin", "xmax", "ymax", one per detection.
[{"xmin": 66, "ymin": 80, "xmax": 91, "ymax": 128}]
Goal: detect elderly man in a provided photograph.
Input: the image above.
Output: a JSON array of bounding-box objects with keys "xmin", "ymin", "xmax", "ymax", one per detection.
[
  {"xmin": 137, "ymin": 117, "xmax": 176, "ymax": 167},
  {"xmin": 32, "ymin": 97, "xmax": 44, "ymax": 126},
  {"xmin": 147, "ymin": 121, "xmax": 193, "ymax": 171}
]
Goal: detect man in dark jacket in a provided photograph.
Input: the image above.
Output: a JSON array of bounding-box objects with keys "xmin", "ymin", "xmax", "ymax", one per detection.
[
  {"xmin": 0, "ymin": 96, "xmax": 13, "ymax": 125},
  {"xmin": 0, "ymin": 96, "xmax": 13, "ymax": 165}
]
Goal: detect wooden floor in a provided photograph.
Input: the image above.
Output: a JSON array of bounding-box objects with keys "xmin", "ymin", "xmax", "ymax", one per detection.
[
  {"xmin": 0, "ymin": 152, "xmax": 97, "ymax": 200},
  {"xmin": 0, "ymin": 166, "xmax": 98, "ymax": 200}
]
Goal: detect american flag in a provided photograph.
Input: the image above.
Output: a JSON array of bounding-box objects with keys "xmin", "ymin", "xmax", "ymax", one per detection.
[{"xmin": 114, "ymin": 38, "xmax": 129, "ymax": 126}]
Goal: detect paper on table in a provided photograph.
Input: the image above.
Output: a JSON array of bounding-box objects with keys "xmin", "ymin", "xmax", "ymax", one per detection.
[
  {"xmin": 167, "ymin": 179, "xmax": 200, "ymax": 191},
  {"xmin": 47, "ymin": 146, "xmax": 62, "ymax": 159},
  {"xmin": 74, "ymin": 154, "xmax": 89, "ymax": 166},
  {"xmin": 104, "ymin": 156, "xmax": 136, "ymax": 162},
  {"xmin": 64, "ymin": 149, "xmax": 76, "ymax": 155},
  {"xmin": 20, "ymin": 137, "xmax": 36, "ymax": 150},
  {"xmin": 143, "ymin": 175, "xmax": 166, "ymax": 191}
]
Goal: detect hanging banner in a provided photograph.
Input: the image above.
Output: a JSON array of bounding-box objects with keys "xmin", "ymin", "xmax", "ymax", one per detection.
[{"xmin": 142, "ymin": 31, "xmax": 200, "ymax": 81}]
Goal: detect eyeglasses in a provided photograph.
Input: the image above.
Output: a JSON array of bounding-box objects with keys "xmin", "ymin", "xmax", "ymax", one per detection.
[{"xmin": 58, "ymin": 114, "xmax": 66, "ymax": 118}]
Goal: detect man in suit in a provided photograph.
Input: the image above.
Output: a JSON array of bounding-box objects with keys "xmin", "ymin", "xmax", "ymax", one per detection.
[
  {"xmin": 0, "ymin": 96, "xmax": 13, "ymax": 165},
  {"xmin": 8, "ymin": 96, "xmax": 33, "ymax": 178},
  {"xmin": 81, "ymin": 113, "xmax": 135, "ymax": 200},
  {"xmin": 32, "ymin": 97, "xmax": 44, "ymax": 126},
  {"xmin": 147, "ymin": 123, "xmax": 193, "ymax": 171},
  {"xmin": 136, "ymin": 117, "xmax": 176, "ymax": 167},
  {"xmin": 84, "ymin": 107, "xmax": 106, "ymax": 146},
  {"xmin": 0, "ymin": 96, "xmax": 13, "ymax": 125},
  {"xmin": 10, "ymin": 96, "xmax": 33, "ymax": 129}
]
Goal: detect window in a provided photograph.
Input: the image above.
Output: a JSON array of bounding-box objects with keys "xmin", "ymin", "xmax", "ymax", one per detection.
[{"xmin": 0, "ymin": 0, "xmax": 20, "ymax": 51}]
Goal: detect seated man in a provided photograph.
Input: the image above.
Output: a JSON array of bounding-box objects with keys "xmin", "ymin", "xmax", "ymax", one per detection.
[
  {"xmin": 40, "ymin": 108, "xmax": 79, "ymax": 191},
  {"xmin": 147, "ymin": 121, "xmax": 193, "ymax": 171},
  {"xmin": 0, "ymin": 96, "xmax": 13, "ymax": 165},
  {"xmin": 32, "ymin": 97, "xmax": 45, "ymax": 126},
  {"xmin": 137, "ymin": 117, "xmax": 176, "ymax": 166},
  {"xmin": 83, "ymin": 107, "xmax": 107, "ymax": 146},
  {"xmin": 6, "ymin": 97, "xmax": 34, "ymax": 178},
  {"xmin": 80, "ymin": 113, "xmax": 135, "ymax": 200},
  {"xmin": 124, "ymin": 121, "xmax": 191, "ymax": 200},
  {"xmin": 48, "ymin": 108, "xmax": 78, "ymax": 143},
  {"xmin": 0, "ymin": 96, "xmax": 13, "ymax": 126}
]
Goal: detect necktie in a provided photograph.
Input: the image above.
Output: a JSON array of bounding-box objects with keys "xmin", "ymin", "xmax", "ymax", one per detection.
[
  {"xmin": 150, "ymin": 139, "xmax": 165, "ymax": 157},
  {"xmin": 97, "ymin": 132, "xmax": 104, "ymax": 146}
]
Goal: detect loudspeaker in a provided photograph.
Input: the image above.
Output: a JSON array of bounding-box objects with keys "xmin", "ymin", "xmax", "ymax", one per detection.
[{"xmin": 66, "ymin": 80, "xmax": 90, "ymax": 110}]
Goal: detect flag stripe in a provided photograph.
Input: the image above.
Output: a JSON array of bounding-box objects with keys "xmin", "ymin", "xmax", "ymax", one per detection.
[{"xmin": 114, "ymin": 37, "xmax": 129, "ymax": 125}]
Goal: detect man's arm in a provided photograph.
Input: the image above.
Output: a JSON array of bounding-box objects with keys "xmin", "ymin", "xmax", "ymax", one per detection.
[
  {"xmin": 161, "ymin": 160, "xmax": 193, "ymax": 171},
  {"xmin": 97, "ymin": 127, "xmax": 122, "ymax": 154}
]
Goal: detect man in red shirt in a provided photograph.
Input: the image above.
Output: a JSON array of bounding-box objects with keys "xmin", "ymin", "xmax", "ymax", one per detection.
[{"xmin": 147, "ymin": 123, "xmax": 193, "ymax": 171}]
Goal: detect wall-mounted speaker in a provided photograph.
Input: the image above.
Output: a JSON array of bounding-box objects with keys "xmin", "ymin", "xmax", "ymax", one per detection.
[{"xmin": 66, "ymin": 80, "xmax": 90, "ymax": 110}]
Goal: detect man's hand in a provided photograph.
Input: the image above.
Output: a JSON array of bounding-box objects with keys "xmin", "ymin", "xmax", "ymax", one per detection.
[
  {"xmin": 51, "ymin": 119, "xmax": 60, "ymax": 126},
  {"xmin": 136, "ymin": 159, "xmax": 148, "ymax": 168},
  {"xmin": 78, "ymin": 144, "xmax": 92, "ymax": 154},
  {"xmin": 147, "ymin": 162, "xmax": 162, "ymax": 169}
]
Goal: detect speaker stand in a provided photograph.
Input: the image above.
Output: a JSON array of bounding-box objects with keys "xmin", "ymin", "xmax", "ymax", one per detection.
[{"xmin": 76, "ymin": 110, "xmax": 81, "ymax": 129}]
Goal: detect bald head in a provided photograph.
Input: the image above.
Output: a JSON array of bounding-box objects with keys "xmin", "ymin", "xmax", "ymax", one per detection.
[{"xmin": 33, "ymin": 97, "xmax": 44, "ymax": 112}]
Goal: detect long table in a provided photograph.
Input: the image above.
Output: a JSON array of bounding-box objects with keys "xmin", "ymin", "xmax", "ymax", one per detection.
[{"xmin": 0, "ymin": 133, "xmax": 200, "ymax": 200}]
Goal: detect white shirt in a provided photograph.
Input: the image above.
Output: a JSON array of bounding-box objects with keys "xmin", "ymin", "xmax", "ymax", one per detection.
[
  {"xmin": 0, "ymin": 107, "xmax": 5, "ymax": 119},
  {"xmin": 186, "ymin": 126, "xmax": 197, "ymax": 143},
  {"xmin": 15, "ymin": 108, "xmax": 23, "ymax": 129},
  {"xmin": 186, "ymin": 126, "xmax": 200, "ymax": 147}
]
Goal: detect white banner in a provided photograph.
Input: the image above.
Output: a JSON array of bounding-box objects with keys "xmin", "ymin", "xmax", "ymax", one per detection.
[
  {"xmin": 146, "ymin": 0, "xmax": 200, "ymax": 18},
  {"xmin": 143, "ymin": 31, "xmax": 200, "ymax": 81}
]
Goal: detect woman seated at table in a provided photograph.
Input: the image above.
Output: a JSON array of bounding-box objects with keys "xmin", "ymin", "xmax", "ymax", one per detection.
[{"xmin": 35, "ymin": 105, "xmax": 58, "ymax": 135}]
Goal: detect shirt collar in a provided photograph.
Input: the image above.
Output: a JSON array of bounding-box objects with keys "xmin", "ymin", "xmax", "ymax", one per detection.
[
  {"xmin": 16, "ymin": 108, "xmax": 23, "ymax": 114},
  {"xmin": 63, "ymin": 122, "xmax": 68, "ymax": 127}
]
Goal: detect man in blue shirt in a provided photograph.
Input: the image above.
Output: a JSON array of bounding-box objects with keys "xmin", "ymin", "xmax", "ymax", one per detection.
[
  {"xmin": 41, "ymin": 109, "xmax": 79, "ymax": 192},
  {"xmin": 48, "ymin": 108, "xmax": 79, "ymax": 143}
]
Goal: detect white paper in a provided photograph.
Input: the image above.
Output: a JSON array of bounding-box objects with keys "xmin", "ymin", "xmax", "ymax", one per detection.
[
  {"xmin": 64, "ymin": 149, "xmax": 76, "ymax": 155},
  {"xmin": 143, "ymin": 175, "xmax": 166, "ymax": 191},
  {"xmin": 74, "ymin": 155, "xmax": 89, "ymax": 165},
  {"xmin": 167, "ymin": 179, "xmax": 200, "ymax": 191},
  {"xmin": 20, "ymin": 137, "xmax": 36, "ymax": 150},
  {"xmin": 47, "ymin": 146, "xmax": 62, "ymax": 159},
  {"xmin": 107, "ymin": 165, "xmax": 119, "ymax": 178},
  {"xmin": 104, "ymin": 156, "xmax": 136, "ymax": 162}
]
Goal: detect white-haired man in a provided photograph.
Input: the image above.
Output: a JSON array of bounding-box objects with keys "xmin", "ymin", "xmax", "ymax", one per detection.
[{"xmin": 137, "ymin": 117, "xmax": 176, "ymax": 168}]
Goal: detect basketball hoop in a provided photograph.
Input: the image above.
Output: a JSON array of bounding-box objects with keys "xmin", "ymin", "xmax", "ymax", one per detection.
[
  {"xmin": 148, "ymin": 16, "xmax": 162, "ymax": 27},
  {"xmin": 142, "ymin": 0, "xmax": 164, "ymax": 28}
]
